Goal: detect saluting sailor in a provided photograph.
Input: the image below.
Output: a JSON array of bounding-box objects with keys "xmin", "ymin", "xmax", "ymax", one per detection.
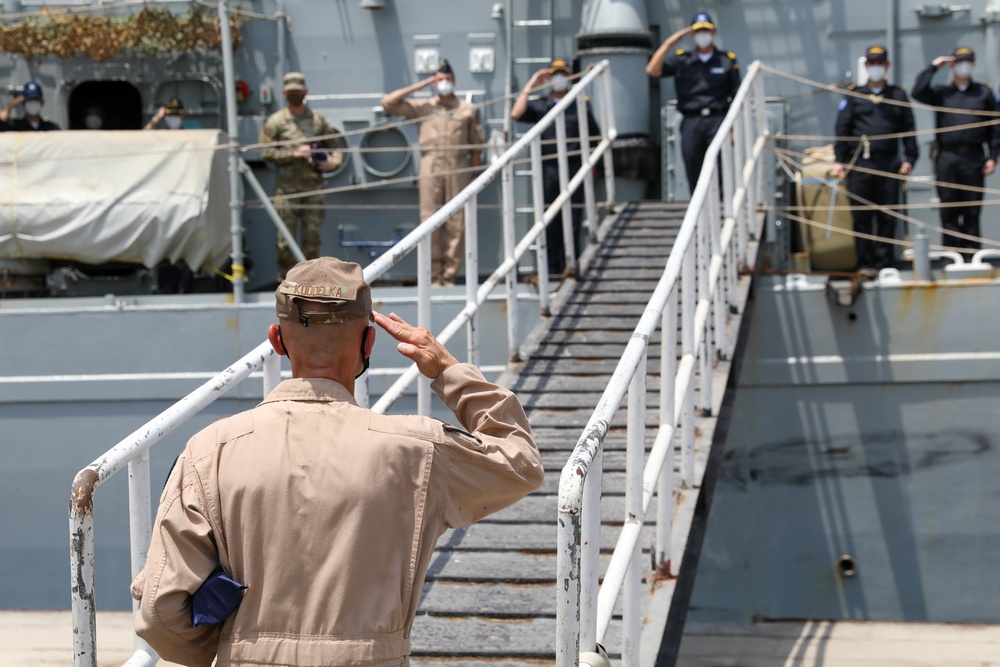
[
  {"xmin": 831, "ymin": 45, "xmax": 919, "ymax": 272},
  {"xmin": 381, "ymin": 60, "xmax": 485, "ymax": 287},
  {"xmin": 645, "ymin": 10, "xmax": 741, "ymax": 194},
  {"xmin": 912, "ymin": 46, "xmax": 999, "ymax": 253}
]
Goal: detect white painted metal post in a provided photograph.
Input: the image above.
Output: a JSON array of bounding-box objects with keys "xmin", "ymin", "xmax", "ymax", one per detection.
[
  {"xmin": 127, "ymin": 451, "xmax": 157, "ymax": 661},
  {"xmin": 623, "ymin": 351, "xmax": 646, "ymax": 665},
  {"xmin": 697, "ymin": 211, "xmax": 712, "ymax": 415},
  {"xmin": 556, "ymin": 509, "xmax": 582, "ymax": 666},
  {"xmin": 580, "ymin": 448, "xmax": 602, "ymax": 652},
  {"xmin": 531, "ymin": 138, "xmax": 552, "ymax": 314},
  {"xmin": 733, "ymin": 109, "xmax": 749, "ymax": 272},
  {"xmin": 417, "ymin": 233, "xmax": 432, "ymax": 416},
  {"xmin": 682, "ymin": 369, "xmax": 695, "ymax": 487},
  {"xmin": 555, "ymin": 113, "xmax": 576, "ymax": 273},
  {"xmin": 709, "ymin": 177, "xmax": 727, "ymax": 358},
  {"xmin": 681, "ymin": 249, "xmax": 696, "ymax": 486},
  {"xmin": 218, "ymin": 0, "xmax": 245, "ymax": 302},
  {"xmin": 600, "ymin": 67, "xmax": 617, "ymax": 206},
  {"xmin": 743, "ymin": 107, "xmax": 757, "ymax": 246},
  {"xmin": 656, "ymin": 289, "xmax": 677, "ymax": 569},
  {"xmin": 755, "ymin": 75, "xmax": 768, "ymax": 138},
  {"xmin": 501, "ymin": 161, "xmax": 521, "ymax": 362},
  {"xmin": 70, "ymin": 512, "xmax": 96, "ymax": 667},
  {"xmin": 465, "ymin": 196, "xmax": 480, "ymax": 366},
  {"xmin": 721, "ymin": 137, "xmax": 735, "ymax": 222},
  {"xmin": 577, "ymin": 95, "xmax": 598, "ymax": 242}
]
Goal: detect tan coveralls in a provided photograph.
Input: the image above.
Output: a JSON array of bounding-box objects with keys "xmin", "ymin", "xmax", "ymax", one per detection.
[
  {"xmin": 131, "ymin": 363, "xmax": 541, "ymax": 666},
  {"xmin": 383, "ymin": 95, "xmax": 484, "ymax": 284}
]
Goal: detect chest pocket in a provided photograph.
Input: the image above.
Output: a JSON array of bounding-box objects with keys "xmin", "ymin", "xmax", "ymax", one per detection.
[{"xmin": 424, "ymin": 107, "xmax": 468, "ymax": 150}]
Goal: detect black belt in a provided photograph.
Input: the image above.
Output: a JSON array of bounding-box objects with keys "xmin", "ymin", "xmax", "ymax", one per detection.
[
  {"xmin": 939, "ymin": 144, "xmax": 984, "ymax": 156},
  {"xmin": 682, "ymin": 107, "xmax": 725, "ymax": 118}
]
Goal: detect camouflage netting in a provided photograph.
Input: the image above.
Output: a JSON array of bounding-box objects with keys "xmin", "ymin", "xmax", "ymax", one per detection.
[{"xmin": 0, "ymin": 8, "xmax": 243, "ymax": 62}]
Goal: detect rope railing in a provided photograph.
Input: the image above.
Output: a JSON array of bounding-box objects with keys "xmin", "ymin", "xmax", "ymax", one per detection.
[{"xmin": 772, "ymin": 147, "xmax": 1000, "ymax": 250}]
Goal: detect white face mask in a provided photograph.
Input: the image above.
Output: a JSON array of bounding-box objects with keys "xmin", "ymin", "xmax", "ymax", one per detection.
[
  {"xmin": 165, "ymin": 115, "xmax": 183, "ymax": 130},
  {"xmin": 24, "ymin": 100, "xmax": 41, "ymax": 116},
  {"xmin": 436, "ymin": 80, "xmax": 455, "ymax": 97},
  {"xmin": 953, "ymin": 61, "xmax": 974, "ymax": 79},
  {"xmin": 84, "ymin": 114, "xmax": 102, "ymax": 129},
  {"xmin": 551, "ymin": 74, "xmax": 569, "ymax": 93},
  {"xmin": 693, "ymin": 31, "xmax": 714, "ymax": 49},
  {"xmin": 867, "ymin": 64, "xmax": 887, "ymax": 84}
]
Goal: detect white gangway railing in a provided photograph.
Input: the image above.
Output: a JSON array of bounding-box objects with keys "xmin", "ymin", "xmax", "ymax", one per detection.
[
  {"xmin": 555, "ymin": 61, "xmax": 769, "ymax": 665},
  {"xmin": 68, "ymin": 61, "xmax": 618, "ymax": 667}
]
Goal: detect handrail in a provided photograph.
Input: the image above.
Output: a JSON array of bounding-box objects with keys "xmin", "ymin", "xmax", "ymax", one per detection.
[
  {"xmin": 555, "ymin": 61, "xmax": 770, "ymax": 664},
  {"xmin": 69, "ymin": 60, "xmax": 618, "ymax": 667}
]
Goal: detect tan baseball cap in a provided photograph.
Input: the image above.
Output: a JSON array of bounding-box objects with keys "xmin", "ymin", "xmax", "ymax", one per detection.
[
  {"xmin": 275, "ymin": 257, "xmax": 373, "ymax": 326},
  {"xmin": 283, "ymin": 72, "xmax": 307, "ymax": 91}
]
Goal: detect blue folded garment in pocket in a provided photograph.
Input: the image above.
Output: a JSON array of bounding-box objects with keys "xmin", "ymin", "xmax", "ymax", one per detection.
[{"xmin": 191, "ymin": 563, "xmax": 247, "ymax": 627}]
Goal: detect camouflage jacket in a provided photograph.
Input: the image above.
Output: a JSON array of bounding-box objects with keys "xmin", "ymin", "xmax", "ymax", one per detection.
[{"xmin": 260, "ymin": 106, "xmax": 343, "ymax": 192}]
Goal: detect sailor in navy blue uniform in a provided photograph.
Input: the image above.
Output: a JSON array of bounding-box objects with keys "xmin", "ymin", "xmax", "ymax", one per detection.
[
  {"xmin": 1, "ymin": 82, "xmax": 60, "ymax": 132},
  {"xmin": 512, "ymin": 58, "xmax": 601, "ymax": 276},
  {"xmin": 646, "ymin": 11, "xmax": 740, "ymax": 194},
  {"xmin": 831, "ymin": 45, "xmax": 918, "ymax": 271},
  {"xmin": 912, "ymin": 46, "xmax": 998, "ymax": 253}
]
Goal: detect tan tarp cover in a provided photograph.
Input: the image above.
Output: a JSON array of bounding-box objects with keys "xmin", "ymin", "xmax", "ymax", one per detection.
[
  {"xmin": 0, "ymin": 129, "xmax": 230, "ymax": 270},
  {"xmin": 796, "ymin": 144, "xmax": 856, "ymax": 271}
]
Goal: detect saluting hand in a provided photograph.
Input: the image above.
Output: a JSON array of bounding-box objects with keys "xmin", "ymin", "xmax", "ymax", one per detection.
[
  {"xmin": 374, "ymin": 311, "xmax": 458, "ymax": 379},
  {"xmin": 932, "ymin": 56, "xmax": 954, "ymax": 69}
]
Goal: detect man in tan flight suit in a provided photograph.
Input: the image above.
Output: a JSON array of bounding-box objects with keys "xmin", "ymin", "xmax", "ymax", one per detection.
[
  {"xmin": 381, "ymin": 60, "xmax": 485, "ymax": 286},
  {"xmin": 261, "ymin": 72, "xmax": 344, "ymax": 279},
  {"xmin": 131, "ymin": 257, "xmax": 542, "ymax": 666}
]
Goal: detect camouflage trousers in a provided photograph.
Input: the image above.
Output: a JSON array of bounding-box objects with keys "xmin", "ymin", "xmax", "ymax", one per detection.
[{"xmin": 275, "ymin": 187, "xmax": 325, "ymax": 279}]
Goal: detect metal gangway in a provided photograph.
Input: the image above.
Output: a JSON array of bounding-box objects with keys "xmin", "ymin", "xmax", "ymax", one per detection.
[{"xmin": 68, "ymin": 60, "xmax": 770, "ymax": 666}]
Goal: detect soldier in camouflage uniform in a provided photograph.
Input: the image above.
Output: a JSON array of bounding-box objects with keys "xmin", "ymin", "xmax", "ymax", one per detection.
[
  {"xmin": 261, "ymin": 72, "xmax": 344, "ymax": 278},
  {"xmin": 381, "ymin": 60, "xmax": 484, "ymax": 286}
]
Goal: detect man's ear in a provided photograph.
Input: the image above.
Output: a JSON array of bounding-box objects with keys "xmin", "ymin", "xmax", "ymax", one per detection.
[
  {"xmin": 268, "ymin": 323, "xmax": 287, "ymax": 357},
  {"xmin": 363, "ymin": 325, "xmax": 376, "ymax": 357}
]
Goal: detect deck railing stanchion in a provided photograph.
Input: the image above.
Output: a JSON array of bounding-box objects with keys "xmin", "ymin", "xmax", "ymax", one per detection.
[
  {"xmin": 656, "ymin": 287, "xmax": 678, "ymax": 570},
  {"xmin": 501, "ymin": 160, "xmax": 521, "ymax": 362},
  {"xmin": 681, "ymin": 246, "xmax": 696, "ymax": 485},
  {"xmin": 417, "ymin": 233, "xmax": 432, "ymax": 416},
  {"xmin": 531, "ymin": 138, "xmax": 552, "ymax": 314},
  {"xmin": 697, "ymin": 208, "xmax": 713, "ymax": 415},
  {"xmin": 622, "ymin": 351, "xmax": 646, "ymax": 664},
  {"xmin": 580, "ymin": 448, "xmax": 602, "ymax": 652},
  {"xmin": 577, "ymin": 95, "xmax": 598, "ymax": 242},
  {"xmin": 555, "ymin": 114, "xmax": 576, "ymax": 272},
  {"xmin": 600, "ymin": 67, "xmax": 617, "ymax": 206},
  {"xmin": 465, "ymin": 196, "xmax": 480, "ymax": 365}
]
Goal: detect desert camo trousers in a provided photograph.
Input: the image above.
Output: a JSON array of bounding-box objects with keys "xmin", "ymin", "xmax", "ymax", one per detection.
[{"xmin": 275, "ymin": 187, "xmax": 325, "ymax": 279}]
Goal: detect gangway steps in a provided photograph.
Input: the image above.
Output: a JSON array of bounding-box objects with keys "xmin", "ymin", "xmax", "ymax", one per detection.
[{"xmin": 411, "ymin": 201, "xmax": 697, "ymax": 664}]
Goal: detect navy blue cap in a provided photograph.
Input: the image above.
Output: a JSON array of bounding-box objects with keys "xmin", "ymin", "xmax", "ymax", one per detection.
[
  {"xmin": 865, "ymin": 45, "xmax": 889, "ymax": 63},
  {"xmin": 22, "ymin": 81, "xmax": 43, "ymax": 100},
  {"xmin": 437, "ymin": 59, "xmax": 453, "ymax": 75},
  {"xmin": 690, "ymin": 12, "xmax": 715, "ymax": 30},
  {"xmin": 952, "ymin": 46, "xmax": 975, "ymax": 62}
]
